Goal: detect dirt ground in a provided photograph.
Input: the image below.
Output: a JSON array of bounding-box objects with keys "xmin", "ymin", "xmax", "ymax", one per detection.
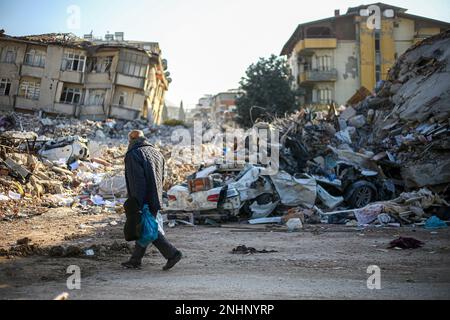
[{"xmin": 0, "ymin": 207, "xmax": 450, "ymax": 300}]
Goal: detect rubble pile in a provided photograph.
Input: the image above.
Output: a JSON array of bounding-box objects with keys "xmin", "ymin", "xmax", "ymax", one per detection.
[
  {"xmin": 0, "ymin": 112, "xmax": 161, "ymax": 141},
  {"xmin": 164, "ymin": 31, "xmax": 450, "ymax": 229},
  {"xmin": 1, "ymin": 31, "xmax": 449, "ymax": 232},
  {"xmin": 350, "ymin": 30, "xmax": 450, "ymax": 190},
  {"xmin": 271, "ymin": 109, "xmax": 338, "ymax": 174},
  {"xmin": 0, "ymin": 112, "xmax": 195, "ymax": 220}
]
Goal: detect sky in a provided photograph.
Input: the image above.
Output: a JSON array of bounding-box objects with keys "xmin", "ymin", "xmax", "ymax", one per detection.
[{"xmin": 1, "ymin": 0, "xmax": 449, "ymax": 108}]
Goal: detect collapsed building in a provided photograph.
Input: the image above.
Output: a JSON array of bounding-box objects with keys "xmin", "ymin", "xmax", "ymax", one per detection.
[
  {"xmin": 0, "ymin": 27, "xmax": 449, "ymax": 231},
  {"xmin": 0, "ymin": 32, "xmax": 169, "ymax": 123},
  {"xmin": 353, "ymin": 29, "xmax": 450, "ymax": 190},
  {"xmin": 165, "ymin": 29, "xmax": 450, "ymax": 227}
]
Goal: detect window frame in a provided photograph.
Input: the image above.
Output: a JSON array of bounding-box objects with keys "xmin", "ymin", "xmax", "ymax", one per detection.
[
  {"xmin": 24, "ymin": 49, "xmax": 46, "ymax": 68},
  {"xmin": 60, "ymin": 87, "xmax": 83, "ymax": 105},
  {"xmin": 19, "ymin": 80, "xmax": 41, "ymax": 100},
  {"xmin": 118, "ymin": 51, "xmax": 149, "ymax": 78},
  {"xmin": 118, "ymin": 92, "xmax": 128, "ymax": 106},
  {"xmin": 0, "ymin": 47, "xmax": 17, "ymax": 64},
  {"xmin": 318, "ymin": 88, "xmax": 332, "ymax": 104},
  {"xmin": 61, "ymin": 51, "xmax": 86, "ymax": 72},
  {"xmin": 316, "ymin": 55, "xmax": 332, "ymax": 72},
  {"xmin": 88, "ymin": 56, "xmax": 113, "ymax": 73},
  {"xmin": 0, "ymin": 78, "xmax": 12, "ymax": 96},
  {"xmin": 87, "ymin": 90, "xmax": 106, "ymax": 106}
]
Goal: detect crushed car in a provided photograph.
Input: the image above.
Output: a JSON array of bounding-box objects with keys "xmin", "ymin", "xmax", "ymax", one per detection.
[{"xmin": 165, "ymin": 163, "xmax": 325, "ymax": 221}]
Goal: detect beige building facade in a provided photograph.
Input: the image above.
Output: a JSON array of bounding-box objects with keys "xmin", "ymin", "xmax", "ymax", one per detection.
[{"xmin": 281, "ymin": 2, "xmax": 449, "ymax": 106}]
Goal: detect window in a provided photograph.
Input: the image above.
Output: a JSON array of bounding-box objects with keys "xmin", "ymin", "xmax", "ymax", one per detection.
[
  {"xmin": 118, "ymin": 51, "xmax": 149, "ymax": 78},
  {"xmin": 0, "ymin": 47, "xmax": 17, "ymax": 64},
  {"xmin": 61, "ymin": 52, "xmax": 86, "ymax": 72},
  {"xmin": 118, "ymin": 92, "xmax": 128, "ymax": 106},
  {"xmin": 24, "ymin": 50, "xmax": 46, "ymax": 68},
  {"xmin": 87, "ymin": 91, "xmax": 105, "ymax": 106},
  {"xmin": 0, "ymin": 78, "xmax": 11, "ymax": 96},
  {"xmin": 316, "ymin": 55, "xmax": 332, "ymax": 71},
  {"xmin": 19, "ymin": 80, "xmax": 41, "ymax": 100},
  {"xmin": 318, "ymin": 88, "xmax": 332, "ymax": 104},
  {"xmin": 88, "ymin": 56, "xmax": 113, "ymax": 73},
  {"xmin": 60, "ymin": 87, "xmax": 82, "ymax": 104}
]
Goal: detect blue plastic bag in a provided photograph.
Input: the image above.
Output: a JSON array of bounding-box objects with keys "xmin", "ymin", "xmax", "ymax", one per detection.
[
  {"xmin": 425, "ymin": 216, "xmax": 448, "ymax": 230},
  {"xmin": 137, "ymin": 205, "xmax": 159, "ymax": 247}
]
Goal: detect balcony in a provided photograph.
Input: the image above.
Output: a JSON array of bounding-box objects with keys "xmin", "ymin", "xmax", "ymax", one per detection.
[
  {"xmin": 299, "ymin": 69, "xmax": 338, "ymax": 84},
  {"xmin": 116, "ymin": 73, "xmax": 145, "ymax": 90},
  {"xmin": 60, "ymin": 70, "xmax": 84, "ymax": 84},
  {"xmin": 15, "ymin": 96, "xmax": 40, "ymax": 111},
  {"xmin": 110, "ymin": 104, "xmax": 141, "ymax": 120},
  {"xmin": 295, "ymin": 37, "xmax": 337, "ymax": 54},
  {"xmin": 21, "ymin": 65, "xmax": 44, "ymax": 78},
  {"xmin": 85, "ymin": 72, "xmax": 112, "ymax": 85}
]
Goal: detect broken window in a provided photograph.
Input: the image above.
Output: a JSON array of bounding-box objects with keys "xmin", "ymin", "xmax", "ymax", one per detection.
[
  {"xmin": 0, "ymin": 78, "xmax": 12, "ymax": 96},
  {"xmin": 88, "ymin": 56, "xmax": 113, "ymax": 73},
  {"xmin": 60, "ymin": 87, "xmax": 82, "ymax": 105},
  {"xmin": 0, "ymin": 47, "xmax": 17, "ymax": 64},
  {"xmin": 118, "ymin": 92, "xmax": 128, "ymax": 106},
  {"xmin": 24, "ymin": 50, "xmax": 46, "ymax": 68},
  {"xmin": 19, "ymin": 80, "xmax": 41, "ymax": 100},
  {"xmin": 118, "ymin": 51, "xmax": 149, "ymax": 78},
  {"xmin": 61, "ymin": 52, "xmax": 86, "ymax": 72}
]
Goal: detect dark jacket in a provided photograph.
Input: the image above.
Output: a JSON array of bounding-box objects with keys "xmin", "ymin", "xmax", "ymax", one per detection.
[{"xmin": 125, "ymin": 138, "xmax": 165, "ymax": 216}]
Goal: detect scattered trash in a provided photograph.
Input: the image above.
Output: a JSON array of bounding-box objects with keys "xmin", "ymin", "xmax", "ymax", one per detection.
[
  {"xmin": 231, "ymin": 245, "xmax": 278, "ymax": 255},
  {"xmin": 286, "ymin": 218, "xmax": 303, "ymax": 232},
  {"xmin": 355, "ymin": 204, "xmax": 384, "ymax": 226},
  {"xmin": 425, "ymin": 216, "xmax": 448, "ymax": 230},
  {"xmin": 248, "ymin": 217, "xmax": 282, "ymax": 225},
  {"xmin": 8, "ymin": 190, "xmax": 22, "ymax": 200}
]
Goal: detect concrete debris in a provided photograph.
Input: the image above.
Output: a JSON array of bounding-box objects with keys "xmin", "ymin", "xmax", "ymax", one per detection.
[
  {"xmin": 0, "ymin": 112, "xmax": 193, "ymax": 221},
  {"xmin": 348, "ymin": 30, "xmax": 450, "ymax": 190},
  {"xmin": 286, "ymin": 218, "xmax": 303, "ymax": 232}
]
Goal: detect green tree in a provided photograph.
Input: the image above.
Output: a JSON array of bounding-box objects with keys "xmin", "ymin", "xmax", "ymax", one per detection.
[{"xmin": 236, "ymin": 55, "xmax": 298, "ymax": 128}]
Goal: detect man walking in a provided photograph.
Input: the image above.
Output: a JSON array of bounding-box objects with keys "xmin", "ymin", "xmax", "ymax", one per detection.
[{"xmin": 122, "ymin": 130, "xmax": 182, "ymax": 270}]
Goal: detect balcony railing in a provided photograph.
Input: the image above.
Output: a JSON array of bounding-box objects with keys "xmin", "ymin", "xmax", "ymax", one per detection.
[{"xmin": 299, "ymin": 69, "xmax": 338, "ymax": 84}]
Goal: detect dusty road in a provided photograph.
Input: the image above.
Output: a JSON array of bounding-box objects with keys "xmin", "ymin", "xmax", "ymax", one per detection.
[{"xmin": 0, "ymin": 208, "xmax": 450, "ymax": 300}]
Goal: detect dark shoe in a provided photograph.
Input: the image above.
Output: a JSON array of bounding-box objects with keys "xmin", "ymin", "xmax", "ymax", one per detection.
[
  {"xmin": 121, "ymin": 260, "xmax": 142, "ymax": 269},
  {"xmin": 122, "ymin": 243, "xmax": 147, "ymax": 269},
  {"xmin": 163, "ymin": 251, "xmax": 182, "ymax": 271}
]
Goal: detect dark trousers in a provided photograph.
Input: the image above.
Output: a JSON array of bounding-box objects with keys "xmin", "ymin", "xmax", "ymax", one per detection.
[{"xmin": 131, "ymin": 232, "xmax": 178, "ymax": 262}]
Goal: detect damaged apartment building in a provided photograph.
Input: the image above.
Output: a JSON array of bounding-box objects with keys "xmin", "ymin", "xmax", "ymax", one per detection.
[
  {"xmin": 0, "ymin": 32, "xmax": 170, "ymax": 123},
  {"xmin": 281, "ymin": 2, "xmax": 450, "ymax": 106}
]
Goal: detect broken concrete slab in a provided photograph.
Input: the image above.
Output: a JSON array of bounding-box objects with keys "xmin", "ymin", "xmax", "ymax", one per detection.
[{"xmin": 401, "ymin": 159, "xmax": 450, "ymax": 188}]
